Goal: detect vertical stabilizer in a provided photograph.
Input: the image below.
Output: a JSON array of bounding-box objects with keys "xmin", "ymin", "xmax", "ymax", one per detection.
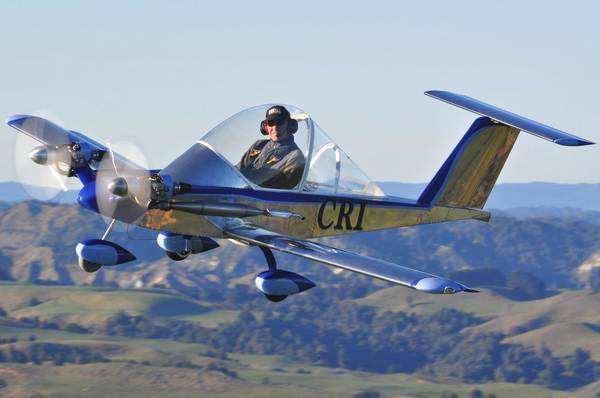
[{"xmin": 419, "ymin": 117, "xmax": 519, "ymax": 208}]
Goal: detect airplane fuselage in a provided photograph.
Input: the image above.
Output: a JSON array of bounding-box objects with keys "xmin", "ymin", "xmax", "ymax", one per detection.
[{"xmin": 133, "ymin": 186, "xmax": 490, "ymax": 239}]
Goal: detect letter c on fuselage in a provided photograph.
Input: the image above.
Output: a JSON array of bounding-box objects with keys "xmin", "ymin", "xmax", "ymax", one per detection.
[{"xmin": 317, "ymin": 199, "xmax": 335, "ymax": 229}]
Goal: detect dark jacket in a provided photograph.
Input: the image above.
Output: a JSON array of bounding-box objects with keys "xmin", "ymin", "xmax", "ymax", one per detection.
[{"xmin": 237, "ymin": 137, "xmax": 305, "ymax": 189}]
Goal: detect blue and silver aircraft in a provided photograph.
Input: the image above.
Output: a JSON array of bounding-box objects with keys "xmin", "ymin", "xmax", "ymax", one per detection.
[{"xmin": 7, "ymin": 91, "xmax": 594, "ymax": 302}]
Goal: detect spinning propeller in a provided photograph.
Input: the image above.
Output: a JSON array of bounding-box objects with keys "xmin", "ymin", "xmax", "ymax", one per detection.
[
  {"xmin": 94, "ymin": 141, "xmax": 155, "ymax": 223},
  {"xmin": 13, "ymin": 113, "xmax": 80, "ymax": 201},
  {"xmin": 10, "ymin": 113, "xmax": 163, "ymax": 224}
]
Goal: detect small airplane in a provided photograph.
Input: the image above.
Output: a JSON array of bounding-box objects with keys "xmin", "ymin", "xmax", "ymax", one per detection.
[{"xmin": 7, "ymin": 91, "xmax": 594, "ymax": 302}]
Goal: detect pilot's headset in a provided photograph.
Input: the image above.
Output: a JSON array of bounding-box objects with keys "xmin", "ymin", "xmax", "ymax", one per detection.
[{"xmin": 260, "ymin": 105, "xmax": 298, "ymax": 135}]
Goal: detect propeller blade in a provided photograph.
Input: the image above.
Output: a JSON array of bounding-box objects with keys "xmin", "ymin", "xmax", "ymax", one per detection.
[
  {"xmin": 13, "ymin": 116, "xmax": 77, "ymax": 201},
  {"xmin": 106, "ymin": 142, "xmax": 120, "ymax": 174},
  {"xmin": 48, "ymin": 166, "xmax": 69, "ymax": 192}
]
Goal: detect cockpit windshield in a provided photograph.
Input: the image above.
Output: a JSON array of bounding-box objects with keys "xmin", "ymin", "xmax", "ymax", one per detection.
[{"xmin": 199, "ymin": 104, "xmax": 385, "ymax": 197}]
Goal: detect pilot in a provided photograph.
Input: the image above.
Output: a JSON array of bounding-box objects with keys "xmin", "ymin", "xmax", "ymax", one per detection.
[{"xmin": 237, "ymin": 105, "xmax": 305, "ymax": 189}]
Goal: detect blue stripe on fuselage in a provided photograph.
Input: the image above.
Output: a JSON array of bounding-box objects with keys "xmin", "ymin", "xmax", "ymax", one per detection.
[{"xmin": 184, "ymin": 186, "xmax": 427, "ymax": 209}]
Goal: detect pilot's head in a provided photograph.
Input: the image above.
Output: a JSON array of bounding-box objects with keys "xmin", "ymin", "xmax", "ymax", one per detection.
[{"xmin": 261, "ymin": 105, "xmax": 297, "ymax": 142}]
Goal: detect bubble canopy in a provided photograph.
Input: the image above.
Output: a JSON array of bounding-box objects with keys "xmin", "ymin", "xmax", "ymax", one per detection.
[{"xmin": 195, "ymin": 104, "xmax": 385, "ymax": 197}]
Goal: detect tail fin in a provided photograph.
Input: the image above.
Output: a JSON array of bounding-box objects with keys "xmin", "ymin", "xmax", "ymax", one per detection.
[
  {"xmin": 418, "ymin": 91, "xmax": 593, "ymax": 209},
  {"xmin": 419, "ymin": 117, "xmax": 518, "ymax": 208}
]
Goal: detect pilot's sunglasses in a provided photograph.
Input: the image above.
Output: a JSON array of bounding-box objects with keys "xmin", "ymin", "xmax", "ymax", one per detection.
[{"xmin": 266, "ymin": 119, "xmax": 285, "ymax": 127}]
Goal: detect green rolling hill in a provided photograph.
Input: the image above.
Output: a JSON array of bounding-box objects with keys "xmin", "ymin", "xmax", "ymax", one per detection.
[
  {"xmin": 0, "ymin": 202, "xmax": 597, "ymax": 396},
  {"xmin": 356, "ymin": 287, "xmax": 600, "ymax": 360},
  {"xmin": 0, "ymin": 282, "xmax": 596, "ymax": 397}
]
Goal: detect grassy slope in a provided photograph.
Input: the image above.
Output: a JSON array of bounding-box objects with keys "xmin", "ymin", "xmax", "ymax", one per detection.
[
  {"xmin": 356, "ymin": 287, "xmax": 600, "ymax": 360},
  {"xmin": 0, "ymin": 283, "xmax": 596, "ymax": 397},
  {"xmin": 355, "ymin": 286, "xmax": 518, "ymax": 316},
  {"xmin": 0, "ymin": 351, "xmax": 578, "ymax": 398},
  {"xmin": 0, "ymin": 282, "xmax": 210, "ymax": 325}
]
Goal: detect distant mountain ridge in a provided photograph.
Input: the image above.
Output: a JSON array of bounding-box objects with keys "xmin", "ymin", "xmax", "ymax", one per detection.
[
  {"xmin": 0, "ymin": 182, "xmax": 77, "ymax": 204},
  {"xmin": 378, "ymin": 181, "xmax": 600, "ymax": 211},
  {"xmin": 2, "ymin": 181, "xmax": 600, "ymax": 210}
]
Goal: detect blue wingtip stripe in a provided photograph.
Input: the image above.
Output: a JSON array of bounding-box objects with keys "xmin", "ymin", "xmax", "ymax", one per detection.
[
  {"xmin": 6, "ymin": 114, "xmax": 29, "ymax": 126},
  {"xmin": 554, "ymin": 138, "xmax": 595, "ymax": 146}
]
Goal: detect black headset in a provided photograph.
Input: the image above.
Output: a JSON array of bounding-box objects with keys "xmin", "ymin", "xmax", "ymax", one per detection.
[{"xmin": 260, "ymin": 118, "xmax": 298, "ymax": 136}]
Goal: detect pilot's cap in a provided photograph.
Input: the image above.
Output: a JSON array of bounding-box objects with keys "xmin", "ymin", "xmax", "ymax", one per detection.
[{"xmin": 265, "ymin": 105, "xmax": 290, "ymax": 124}]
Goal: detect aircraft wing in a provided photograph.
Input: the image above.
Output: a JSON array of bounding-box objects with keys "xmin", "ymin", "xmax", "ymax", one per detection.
[
  {"xmin": 224, "ymin": 224, "xmax": 477, "ymax": 294},
  {"xmin": 6, "ymin": 114, "xmax": 145, "ymax": 171},
  {"xmin": 7, "ymin": 114, "xmax": 106, "ymax": 149}
]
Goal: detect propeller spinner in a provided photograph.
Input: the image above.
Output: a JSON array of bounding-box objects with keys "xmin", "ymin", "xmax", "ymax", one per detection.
[{"xmin": 94, "ymin": 141, "xmax": 156, "ymax": 223}]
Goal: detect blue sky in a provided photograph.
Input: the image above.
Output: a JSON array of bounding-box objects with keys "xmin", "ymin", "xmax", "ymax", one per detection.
[{"xmin": 1, "ymin": 1, "xmax": 599, "ymax": 185}]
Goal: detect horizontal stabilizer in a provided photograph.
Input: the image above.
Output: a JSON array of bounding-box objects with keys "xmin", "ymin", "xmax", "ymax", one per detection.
[{"xmin": 425, "ymin": 91, "xmax": 594, "ymax": 146}]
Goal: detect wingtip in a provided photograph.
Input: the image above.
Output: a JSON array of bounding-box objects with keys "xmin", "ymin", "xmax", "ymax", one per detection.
[
  {"xmin": 553, "ymin": 138, "xmax": 595, "ymax": 146},
  {"xmin": 425, "ymin": 90, "xmax": 442, "ymax": 97},
  {"xmin": 5, "ymin": 114, "xmax": 29, "ymax": 126},
  {"xmin": 425, "ymin": 90, "xmax": 456, "ymax": 98}
]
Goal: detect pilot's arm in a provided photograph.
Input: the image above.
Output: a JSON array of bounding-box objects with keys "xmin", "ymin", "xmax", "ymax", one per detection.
[
  {"xmin": 236, "ymin": 140, "xmax": 266, "ymax": 171},
  {"xmin": 265, "ymin": 149, "xmax": 305, "ymax": 189}
]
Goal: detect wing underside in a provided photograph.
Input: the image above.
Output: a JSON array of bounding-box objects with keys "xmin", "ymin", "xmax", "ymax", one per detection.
[
  {"xmin": 225, "ymin": 224, "xmax": 477, "ymax": 294},
  {"xmin": 6, "ymin": 114, "xmax": 146, "ymax": 172}
]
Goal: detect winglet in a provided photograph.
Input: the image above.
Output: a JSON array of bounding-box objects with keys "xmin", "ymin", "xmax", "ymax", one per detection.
[{"xmin": 425, "ymin": 90, "xmax": 594, "ymax": 146}]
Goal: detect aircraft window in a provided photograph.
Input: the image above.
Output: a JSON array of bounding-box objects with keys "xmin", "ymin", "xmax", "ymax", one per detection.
[
  {"xmin": 200, "ymin": 105, "xmax": 309, "ymax": 190},
  {"xmin": 198, "ymin": 104, "xmax": 384, "ymax": 197},
  {"xmin": 303, "ymin": 122, "xmax": 386, "ymax": 197}
]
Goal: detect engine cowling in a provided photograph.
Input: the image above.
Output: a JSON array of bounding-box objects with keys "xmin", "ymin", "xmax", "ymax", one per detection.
[
  {"xmin": 255, "ymin": 270, "xmax": 316, "ymax": 302},
  {"xmin": 156, "ymin": 232, "xmax": 219, "ymax": 256},
  {"xmin": 29, "ymin": 143, "xmax": 101, "ymax": 176}
]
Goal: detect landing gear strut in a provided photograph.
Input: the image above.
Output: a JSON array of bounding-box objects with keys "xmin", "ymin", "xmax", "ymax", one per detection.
[
  {"xmin": 260, "ymin": 246, "xmax": 277, "ymax": 271},
  {"xmin": 258, "ymin": 247, "xmax": 287, "ymax": 302}
]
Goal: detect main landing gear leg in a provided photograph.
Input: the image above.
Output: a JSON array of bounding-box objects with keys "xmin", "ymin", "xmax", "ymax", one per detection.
[
  {"xmin": 258, "ymin": 246, "xmax": 288, "ymax": 302},
  {"xmin": 259, "ymin": 246, "xmax": 277, "ymax": 271},
  {"xmin": 101, "ymin": 218, "xmax": 116, "ymax": 241}
]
